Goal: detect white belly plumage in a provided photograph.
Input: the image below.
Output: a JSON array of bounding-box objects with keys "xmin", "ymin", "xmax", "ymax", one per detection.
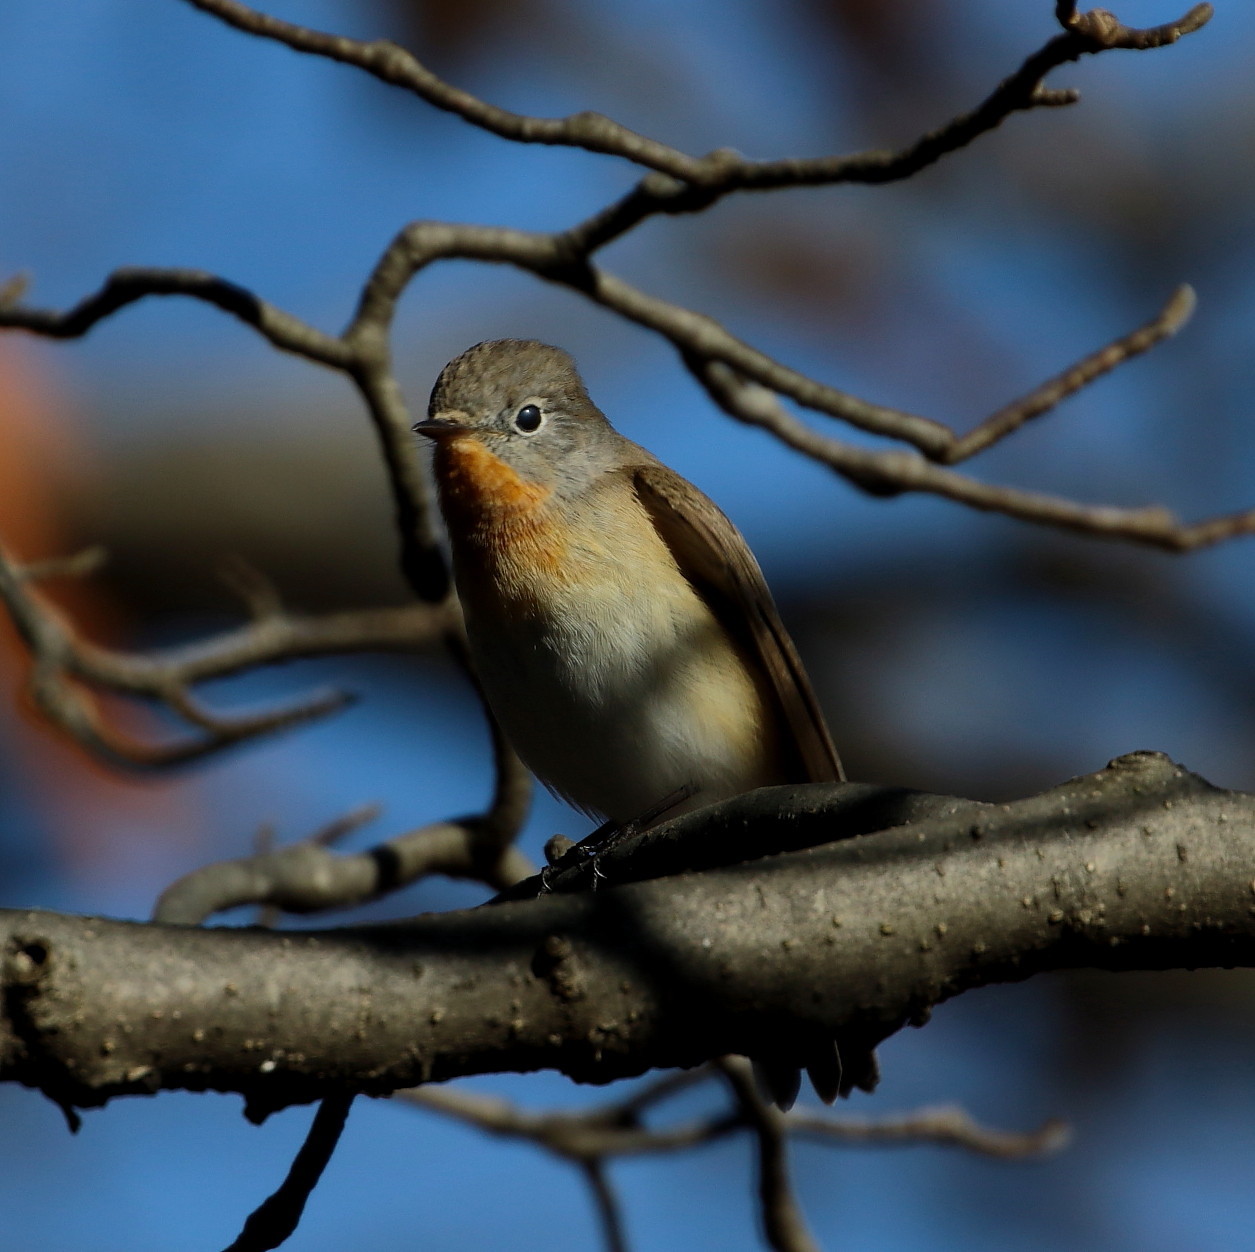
[{"xmin": 463, "ymin": 556, "xmax": 774, "ymax": 824}]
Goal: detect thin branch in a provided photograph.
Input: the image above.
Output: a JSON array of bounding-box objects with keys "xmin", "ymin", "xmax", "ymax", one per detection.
[
  {"xmin": 222, "ymin": 1093, "xmax": 354, "ymax": 1252},
  {"xmin": 151, "ymin": 615, "xmax": 532, "ymax": 924},
  {"xmin": 0, "ymin": 271, "xmax": 450, "ymax": 604},
  {"xmin": 0, "ymin": 266, "xmax": 351, "ymax": 368},
  {"xmin": 347, "ymin": 358, "xmax": 449, "ymax": 603},
  {"xmin": 1058, "ymin": 2, "xmax": 1213, "ymax": 50},
  {"xmin": 184, "ymin": 0, "xmax": 703, "ymax": 181},
  {"xmin": 788, "ymin": 1105, "xmax": 1070, "ymax": 1160},
  {"xmin": 0, "ymin": 225, "xmax": 1225, "ymax": 546},
  {"xmin": 691, "ymin": 359, "xmax": 1255, "ymax": 553},
  {"xmin": 0, "ymin": 223, "xmax": 1213, "ymax": 477},
  {"xmin": 153, "ymin": 813, "xmax": 536, "ymax": 923},
  {"xmin": 400, "ymin": 1071, "xmax": 1064, "ymax": 1165},
  {"xmin": 559, "ymin": 47, "xmax": 1081, "ymax": 255},
  {"xmin": 719, "ymin": 1059, "xmax": 818, "ymax": 1252},
  {"xmin": 0, "ymin": 538, "xmax": 447, "ymax": 768},
  {"xmin": 944, "ymin": 285, "xmax": 1197, "ymax": 464},
  {"xmin": 0, "ymin": 0, "xmax": 1219, "ymax": 512},
  {"xmin": 349, "ymin": 218, "xmax": 954, "ymax": 455},
  {"xmin": 153, "ymin": 708, "xmax": 533, "ymax": 924},
  {"xmin": 186, "ymin": 0, "xmax": 1209, "ymax": 234},
  {"xmin": 396, "ymin": 1070, "xmax": 724, "ymax": 1162},
  {"xmin": 581, "ymin": 1161, "xmax": 629, "ymax": 1252},
  {"xmin": 3, "ymin": 251, "xmax": 1229, "ymax": 555},
  {"xmin": 249, "ymin": 807, "xmax": 381, "ymax": 929}
]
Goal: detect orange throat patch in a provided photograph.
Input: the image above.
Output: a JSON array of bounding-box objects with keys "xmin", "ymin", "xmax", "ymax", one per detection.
[
  {"xmin": 436, "ymin": 435, "xmax": 551, "ymax": 516},
  {"xmin": 435, "ymin": 435, "xmax": 562, "ymax": 588}
]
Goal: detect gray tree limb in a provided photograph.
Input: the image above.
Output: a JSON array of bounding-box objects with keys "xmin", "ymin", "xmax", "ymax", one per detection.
[{"xmin": 3, "ymin": 752, "xmax": 1251, "ymax": 1120}]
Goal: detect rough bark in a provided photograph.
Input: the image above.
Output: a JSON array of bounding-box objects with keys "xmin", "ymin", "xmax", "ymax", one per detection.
[{"xmin": 4, "ymin": 751, "xmax": 1251, "ymax": 1118}]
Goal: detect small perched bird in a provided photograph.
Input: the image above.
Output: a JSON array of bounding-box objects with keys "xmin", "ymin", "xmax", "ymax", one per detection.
[{"xmin": 416, "ymin": 339, "xmax": 876, "ymax": 1104}]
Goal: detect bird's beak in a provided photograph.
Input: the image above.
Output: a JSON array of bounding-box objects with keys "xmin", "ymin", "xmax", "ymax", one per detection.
[{"xmin": 412, "ymin": 411, "xmax": 472, "ymax": 439}]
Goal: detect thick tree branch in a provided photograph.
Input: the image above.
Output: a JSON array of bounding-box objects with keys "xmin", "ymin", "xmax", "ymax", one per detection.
[{"xmin": 5, "ymin": 752, "xmax": 1254, "ymax": 1116}]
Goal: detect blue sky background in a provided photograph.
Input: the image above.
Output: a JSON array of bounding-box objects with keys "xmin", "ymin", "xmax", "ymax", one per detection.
[{"xmin": 3, "ymin": 2, "xmax": 1255, "ymax": 1249}]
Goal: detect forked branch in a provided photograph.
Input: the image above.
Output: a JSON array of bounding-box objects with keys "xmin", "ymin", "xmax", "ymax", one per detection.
[{"xmin": 0, "ymin": 540, "xmax": 448, "ymax": 767}]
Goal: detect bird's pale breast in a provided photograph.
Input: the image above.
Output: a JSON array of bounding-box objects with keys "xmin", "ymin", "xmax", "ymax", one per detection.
[{"xmin": 436, "ymin": 436, "xmax": 780, "ymax": 822}]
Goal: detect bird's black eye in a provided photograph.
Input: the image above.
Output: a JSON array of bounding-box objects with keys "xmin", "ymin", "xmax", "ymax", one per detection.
[{"xmin": 514, "ymin": 403, "xmax": 543, "ymax": 434}]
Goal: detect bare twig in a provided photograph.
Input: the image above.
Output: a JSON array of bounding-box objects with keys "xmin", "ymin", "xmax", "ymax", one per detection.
[
  {"xmin": 0, "ymin": 266, "xmax": 351, "ymax": 367},
  {"xmin": 153, "ymin": 722, "xmax": 533, "ymax": 925},
  {"xmin": 348, "ymin": 218, "xmax": 954, "ymax": 454},
  {"xmin": 347, "ymin": 356, "xmax": 449, "ymax": 603},
  {"xmin": 692, "ymin": 358, "xmax": 1255, "ymax": 553},
  {"xmin": 396, "ymin": 1070, "xmax": 724, "ymax": 1162},
  {"xmin": 1058, "ymin": 1, "xmax": 1212, "ymax": 50},
  {"xmin": 0, "ymin": 271, "xmax": 447, "ymax": 605},
  {"xmin": 718, "ymin": 1059, "xmax": 819, "ymax": 1252},
  {"xmin": 944, "ymin": 285, "xmax": 1197, "ymax": 464},
  {"xmin": 186, "ymin": 0, "xmax": 1209, "ymax": 238},
  {"xmin": 0, "ymin": 539, "xmax": 448, "ymax": 768},
  {"xmin": 222, "ymin": 1093, "xmax": 354, "ymax": 1252},
  {"xmin": 399, "ymin": 1074, "xmax": 720, "ymax": 1252},
  {"xmin": 0, "ymin": 1, "xmax": 1235, "ymax": 785},
  {"xmin": 581, "ymin": 1161, "xmax": 629, "ymax": 1252},
  {"xmin": 789, "ymin": 1105, "xmax": 1070, "ymax": 1159},
  {"xmin": 185, "ymin": 0, "xmax": 701, "ymax": 180},
  {"xmin": 152, "ymin": 812, "xmax": 535, "ymax": 923},
  {"xmin": 0, "ymin": 223, "xmax": 1214, "ymax": 526},
  {"xmin": 400, "ymin": 1071, "xmax": 1064, "ymax": 1167}
]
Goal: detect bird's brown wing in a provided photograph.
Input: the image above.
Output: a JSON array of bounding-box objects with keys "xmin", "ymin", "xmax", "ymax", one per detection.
[
  {"xmin": 632, "ymin": 463, "xmax": 872, "ymax": 1103},
  {"xmin": 630, "ymin": 461, "xmax": 843, "ymax": 784}
]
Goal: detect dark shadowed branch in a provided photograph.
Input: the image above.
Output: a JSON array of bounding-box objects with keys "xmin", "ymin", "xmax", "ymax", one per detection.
[
  {"xmin": 5, "ymin": 753, "xmax": 1255, "ymax": 1115},
  {"xmin": 222, "ymin": 1093, "xmax": 354, "ymax": 1252}
]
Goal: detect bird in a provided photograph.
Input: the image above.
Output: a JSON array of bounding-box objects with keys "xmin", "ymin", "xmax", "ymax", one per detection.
[{"xmin": 414, "ymin": 338, "xmax": 877, "ymax": 1105}]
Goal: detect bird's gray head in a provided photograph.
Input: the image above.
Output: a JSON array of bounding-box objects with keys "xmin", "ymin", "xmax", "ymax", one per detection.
[{"xmin": 416, "ymin": 339, "xmax": 622, "ymax": 493}]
